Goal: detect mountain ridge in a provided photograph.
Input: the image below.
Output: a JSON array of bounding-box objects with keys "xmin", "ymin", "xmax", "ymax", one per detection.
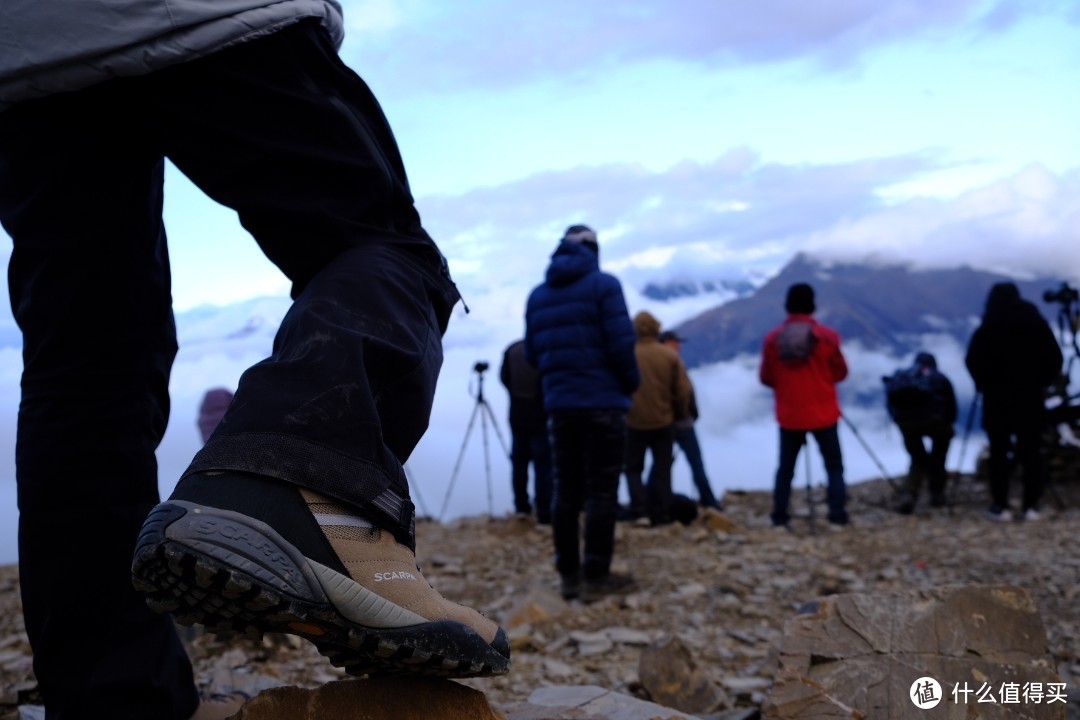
[{"xmin": 666, "ymin": 253, "xmax": 1069, "ymax": 369}]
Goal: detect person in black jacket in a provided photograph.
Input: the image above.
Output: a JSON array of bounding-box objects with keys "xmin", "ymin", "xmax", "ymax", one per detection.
[
  {"xmin": 965, "ymin": 282, "xmax": 1063, "ymax": 522},
  {"xmin": 500, "ymin": 339, "xmax": 552, "ymax": 523},
  {"xmin": 885, "ymin": 352, "xmax": 957, "ymax": 514}
]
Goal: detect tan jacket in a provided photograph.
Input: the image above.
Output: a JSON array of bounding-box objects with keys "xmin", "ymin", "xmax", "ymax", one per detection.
[{"xmin": 627, "ymin": 312, "xmax": 692, "ymax": 430}]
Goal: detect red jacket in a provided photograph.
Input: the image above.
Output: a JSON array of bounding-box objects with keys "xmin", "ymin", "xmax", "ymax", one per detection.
[{"xmin": 759, "ymin": 314, "xmax": 848, "ymax": 430}]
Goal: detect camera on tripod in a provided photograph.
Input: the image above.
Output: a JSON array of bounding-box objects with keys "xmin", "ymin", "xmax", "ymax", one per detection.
[
  {"xmin": 473, "ymin": 361, "xmax": 490, "ymax": 374},
  {"xmin": 1043, "ymin": 282, "xmax": 1079, "ymax": 306}
]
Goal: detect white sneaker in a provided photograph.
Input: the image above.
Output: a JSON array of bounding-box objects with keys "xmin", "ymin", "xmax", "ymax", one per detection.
[
  {"xmin": 986, "ymin": 507, "xmax": 1013, "ymax": 523},
  {"xmin": 1023, "ymin": 508, "xmax": 1042, "ymax": 522}
]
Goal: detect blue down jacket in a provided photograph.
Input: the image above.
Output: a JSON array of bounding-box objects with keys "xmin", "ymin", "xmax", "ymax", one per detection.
[
  {"xmin": 524, "ymin": 241, "xmax": 639, "ymax": 412},
  {"xmin": 0, "ymin": 0, "xmax": 344, "ymax": 111}
]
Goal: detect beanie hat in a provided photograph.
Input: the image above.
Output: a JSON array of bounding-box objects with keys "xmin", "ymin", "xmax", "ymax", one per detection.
[
  {"xmin": 785, "ymin": 283, "xmax": 816, "ymax": 314},
  {"xmin": 562, "ymin": 224, "xmax": 598, "ymax": 254}
]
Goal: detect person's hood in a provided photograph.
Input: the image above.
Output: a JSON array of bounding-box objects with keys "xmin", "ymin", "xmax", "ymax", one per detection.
[
  {"xmin": 545, "ymin": 240, "xmax": 600, "ymax": 287},
  {"xmin": 914, "ymin": 352, "xmax": 937, "ymax": 370},
  {"xmin": 633, "ymin": 311, "xmax": 661, "ymax": 339}
]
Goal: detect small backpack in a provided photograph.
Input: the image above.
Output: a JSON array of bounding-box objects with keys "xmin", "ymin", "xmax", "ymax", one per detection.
[
  {"xmin": 776, "ymin": 321, "xmax": 818, "ymax": 364},
  {"xmin": 883, "ymin": 367, "xmax": 941, "ymax": 425}
]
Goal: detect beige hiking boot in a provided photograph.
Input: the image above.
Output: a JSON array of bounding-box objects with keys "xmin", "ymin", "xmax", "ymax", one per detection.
[{"xmin": 132, "ymin": 473, "xmax": 510, "ymax": 679}]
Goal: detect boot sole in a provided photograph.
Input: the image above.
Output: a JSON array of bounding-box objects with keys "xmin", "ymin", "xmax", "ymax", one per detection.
[{"xmin": 132, "ymin": 501, "xmax": 510, "ymax": 678}]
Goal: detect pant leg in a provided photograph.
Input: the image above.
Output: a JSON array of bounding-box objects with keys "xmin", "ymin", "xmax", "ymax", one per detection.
[
  {"xmin": 581, "ymin": 411, "xmax": 626, "ymax": 580},
  {"xmin": 926, "ymin": 428, "xmax": 953, "ymax": 500},
  {"xmin": 152, "ymin": 22, "xmax": 460, "ymax": 545},
  {"xmin": 1015, "ymin": 425, "xmax": 1044, "ymax": 511},
  {"xmin": 813, "ymin": 424, "xmax": 848, "ymax": 524},
  {"xmin": 900, "ymin": 427, "xmax": 929, "ymax": 499},
  {"xmin": 772, "ymin": 428, "xmax": 804, "ymax": 526},
  {"xmin": 530, "ymin": 427, "xmax": 553, "ymax": 524},
  {"xmin": 645, "ymin": 427, "xmax": 675, "ymax": 526},
  {"xmin": 985, "ymin": 428, "xmax": 1013, "ymax": 509},
  {"xmin": 623, "ymin": 428, "xmax": 648, "ymax": 516},
  {"xmin": 509, "ymin": 427, "xmax": 532, "ymax": 514},
  {"xmin": 0, "ymin": 88, "xmax": 197, "ymax": 720},
  {"xmin": 675, "ymin": 426, "xmax": 717, "ymax": 507},
  {"xmin": 549, "ymin": 413, "xmax": 586, "ymax": 579}
]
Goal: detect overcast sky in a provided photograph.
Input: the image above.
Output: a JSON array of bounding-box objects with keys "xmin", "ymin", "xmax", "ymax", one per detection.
[{"xmin": 0, "ymin": 1, "xmax": 1078, "ymax": 561}]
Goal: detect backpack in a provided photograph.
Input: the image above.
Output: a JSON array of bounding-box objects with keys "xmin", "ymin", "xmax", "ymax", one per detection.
[
  {"xmin": 883, "ymin": 367, "xmax": 942, "ymax": 426},
  {"xmin": 776, "ymin": 321, "xmax": 818, "ymax": 364}
]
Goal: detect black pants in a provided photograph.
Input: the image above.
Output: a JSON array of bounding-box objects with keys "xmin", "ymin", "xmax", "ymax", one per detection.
[
  {"xmin": 625, "ymin": 426, "xmax": 675, "ymax": 525},
  {"xmin": 549, "ymin": 410, "xmax": 626, "ymax": 581},
  {"xmin": 982, "ymin": 391, "xmax": 1046, "ymax": 512},
  {"xmin": 772, "ymin": 424, "xmax": 848, "ymax": 526},
  {"xmin": 899, "ymin": 423, "xmax": 952, "ymax": 502},
  {"xmin": 510, "ymin": 423, "xmax": 552, "ymax": 521},
  {"xmin": 0, "ymin": 22, "xmax": 454, "ymax": 720}
]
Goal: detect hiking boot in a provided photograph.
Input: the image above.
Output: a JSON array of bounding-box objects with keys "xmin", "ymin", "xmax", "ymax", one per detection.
[
  {"xmin": 1023, "ymin": 507, "xmax": 1042, "ymax": 522},
  {"xmin": 985, "ymin": 506, "xmax": 1013, "ymax": 523},
  {"xmin": 132, "ymin": 471, "xmax": 510, "ymax": 679},
  {"xmin": 581, "ymin": 573, "xmax": 635, "ymax": 604}
]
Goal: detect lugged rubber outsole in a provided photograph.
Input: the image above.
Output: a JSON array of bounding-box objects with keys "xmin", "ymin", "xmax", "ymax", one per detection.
[{"xmin": 132, "ymin": 502, "xmax": 510, "ymax": 678}]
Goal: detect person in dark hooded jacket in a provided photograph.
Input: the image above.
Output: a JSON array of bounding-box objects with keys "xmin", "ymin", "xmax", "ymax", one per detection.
[
  {"xmin": 966, "ymin": 282, "xmax": 1063, "ymax": 522},
  {"xmin": 886, "ymin": 352, "xmax": 957, "ymax": 514},
  {"xmin": 524, "ymin": 224, "xmax": 640, "ymax": 602}
]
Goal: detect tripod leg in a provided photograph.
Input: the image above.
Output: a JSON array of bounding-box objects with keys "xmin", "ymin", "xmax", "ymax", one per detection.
[
  {"xmin": 439, "ymin": 400, "xmax": 483, "ymax": 521},
  {"xmin": 479, "ymin": 400, "xmax": 494, "ymax": 516},
  {"xmin": 479, "ymin": 398, "xmax": 511, "ymax": 459}
]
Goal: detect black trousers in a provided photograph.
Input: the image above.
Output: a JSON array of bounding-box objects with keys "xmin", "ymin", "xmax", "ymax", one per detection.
[
  {"xmin": 624, "ymin": 426, "xmax": 675, "ymax": 525},
  {"xmin": 982, "ymin": 391, "xmax": 1046, "ymax": 511},
  {"xmin": 899, "ymin": 423, "xmax": 953, "ymax": 501},
  {"xmin": 0, "ymin": 22, "xmax": 454, "ymax": 720},
  {"xmin": 549, "ymin": 410, "xmax": 626, "ymax": 581}
]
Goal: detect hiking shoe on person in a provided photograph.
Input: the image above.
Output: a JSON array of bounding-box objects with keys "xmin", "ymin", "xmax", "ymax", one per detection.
[
  {"xmin": 132, "ymin": 471, "xmax": 510, "ymax": 679},
  {"xmin": 1023, "ymin": 508, "xmax": 1042, "ymax": 522},
  {"xmin": 895, "ymin": 495, "xmax": 915, "ymax": 515},
  {"xmin": 581, "ymin": 573, "xmax": 635, "ymax": 603},
  {"xmin": 985, "ymin": 507, "xmax": 1013, "ymax": 523}
]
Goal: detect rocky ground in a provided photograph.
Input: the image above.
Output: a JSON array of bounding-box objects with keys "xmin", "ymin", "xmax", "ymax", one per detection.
[{"xmin": 1, "ymin": 473, "xmax": 1078, "ymax": 718}]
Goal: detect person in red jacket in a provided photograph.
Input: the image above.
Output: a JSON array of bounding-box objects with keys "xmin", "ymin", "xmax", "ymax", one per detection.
[{"xmin": 759, "ymin": 283, "xmax": 850, "ymax": 528}]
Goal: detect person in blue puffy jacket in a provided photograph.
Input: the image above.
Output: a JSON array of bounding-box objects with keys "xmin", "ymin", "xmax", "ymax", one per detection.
[{"xmin": 524, "ymin": 225, "xmax": 640, "ymax": 603}]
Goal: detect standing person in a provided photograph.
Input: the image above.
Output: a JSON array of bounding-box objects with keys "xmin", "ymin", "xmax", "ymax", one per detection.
[
  {"xmin": 524, "ymin": 224, "xmax": 640, "ymax": 602},
  {"xmin": 0, "ymin": 6, "xmax": 509, "ymax": 719},
  {"xmin": 965, "ymin": 282, "xmax": 1063, "ymax": 522},
  {"xmin": 499, "ymin": 338, "xmax": 552, "ymax": 523},
  {"xmin": 883, "ymin": 352, "xmax": 958, "ymax": 514},
  {"xmin": 623, "ymin": 313, "xmax": 692, "ymax": 526},
  {"xmin": 659, "ymin": 330, "xmax": 722, "ymax": 511},
  {"xmin": 759, "ymin": 283, "xmax": 850, "ymax": 528}
]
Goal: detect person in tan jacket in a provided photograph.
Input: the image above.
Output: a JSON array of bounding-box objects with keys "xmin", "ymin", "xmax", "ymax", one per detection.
[{"xmin": 624, "ymin": 311, "xmax": 692, "ymax": 526}]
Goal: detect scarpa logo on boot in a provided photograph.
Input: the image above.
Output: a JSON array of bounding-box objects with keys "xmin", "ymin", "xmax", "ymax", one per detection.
[{"xmin": 374, "ymin": 571, "xmax": 417, "ymax": 582}]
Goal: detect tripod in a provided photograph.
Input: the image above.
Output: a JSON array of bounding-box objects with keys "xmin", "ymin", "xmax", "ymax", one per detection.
[{"xmin": 439, "ymin": 362, "xmax": 510, "ymax": 521}]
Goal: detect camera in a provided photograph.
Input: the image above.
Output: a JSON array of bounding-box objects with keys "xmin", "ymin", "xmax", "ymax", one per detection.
[
  {"xmin": 473, "ymin": 361, "xmax": 490, "ymax": 374},
  {"xmin": 1043, "ymin": 282, "xmax": 1079, "ymax": 306}
]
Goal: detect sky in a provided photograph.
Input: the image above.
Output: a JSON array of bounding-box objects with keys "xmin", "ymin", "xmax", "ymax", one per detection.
[{"xmin": 0, "ymin": 0, "xmax": 1078, "ymax": 562}]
